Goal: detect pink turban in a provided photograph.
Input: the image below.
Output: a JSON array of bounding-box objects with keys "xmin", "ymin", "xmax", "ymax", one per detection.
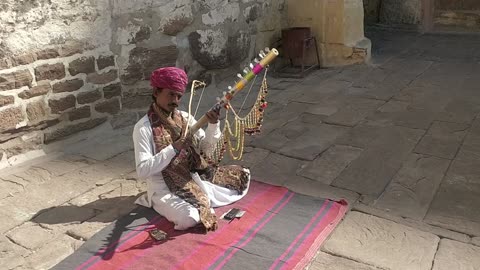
[{"xmin": 150, "ymin": 67, "xmax": 188, "ymax": 94}]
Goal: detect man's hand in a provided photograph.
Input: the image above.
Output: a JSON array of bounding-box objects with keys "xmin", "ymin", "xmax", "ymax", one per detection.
[
  {"xmin": 172, "ymin": 136, "xmax": 192, "ymax": 152},
  {"xmin": 205, "ymin": 109, "xmax": 220, "ymax": 124}
]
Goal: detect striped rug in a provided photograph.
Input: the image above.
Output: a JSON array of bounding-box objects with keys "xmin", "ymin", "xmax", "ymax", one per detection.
[{"xmin": 53, "ymin": 181, "xmax": 348, "ymax": 270}]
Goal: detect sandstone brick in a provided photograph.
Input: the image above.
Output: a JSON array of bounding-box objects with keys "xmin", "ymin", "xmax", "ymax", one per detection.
[
  {"xmin": 97, "ymin": 55, "xmax": 115, "ymax": 70},
  {"xmin": 44, "ymin": 117, "xmax": 107, "ymax": 143},
  {"xmin": 58, "ymin": 40, "xmax": 84, "ymax": 57},
  {"xmin": 103, "ymin": 83, "xmax": 122, "ymax": 99},
  {"xmin": 0, "ymin": 58, "xmax": 11, "ymax": 69},
  {"xmin": 36, "ymin": 48, "xmax": 60, "ymax": 60},
  {"xmin": 95, "ymin": 98, "xmax": 120, "ymax": 114},
  {"xmin": 161, "ymin": 17, "xmax": 193, "ymax": 36},
  {"xmin": 68, "ymin": 56, "xmax": 95, "ymax": 76},
  {"xmin": 0, "ymin": 95, "xmax": 14, "ymax": 107},
  {"xmin": 0, "ymin": 106, "xmax": 23, "ymax": 130},
  {"xmin": 0, "ymin": 73, "xmax": 15, "ymax": 91},
  {"xmin": 11, "ymin": 53, "xmax": 36, "ymax": 66},
  {"xmin": 49, "ymin": 95, "xmax": 76, "ymax": 114},
  {"xmin": 26, "ymin": 100, "xmax": 48, "ymax": 123},
  {"xmin": 130, "ymin": 25, "xmax": 151, "ymax": 43},
  {"xmin": 121, "ymin": 46, "xmax": 177, "ymax": 85},
  {"xmin": 69, "ymin": 106, "xmax": 91, "ymax": 121},
  {"xmin": 87, "ymin": 69, "xmax": 118, "ymax": 85},
  {"xmin": 35, "ymin": 63, "xmax": 66, "ymax": 81},
  {"xmin": 52, "ymin": 79, "xmax": 84, "ymax": 93},
  {"xmin": 77, "ymin": 90, "xmax": 102, "ymax": 104},
  {"xmin": 18, "ymin": 82, "xmax": 52, "ymax": 99}
]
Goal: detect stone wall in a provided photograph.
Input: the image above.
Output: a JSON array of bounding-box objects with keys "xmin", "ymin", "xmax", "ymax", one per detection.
[
  {"xmin": 0, "ymin": 0, "xmax": 286, "ymax": 167},
  {"xmin": 363, "ymin": 0, "xmax": 422, "ymax": 26}
]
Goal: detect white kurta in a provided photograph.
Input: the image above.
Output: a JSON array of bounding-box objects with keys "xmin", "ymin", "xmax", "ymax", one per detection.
[{"xmin": 133, "ymin": 111, "xmax": 250, "ymax": 230}]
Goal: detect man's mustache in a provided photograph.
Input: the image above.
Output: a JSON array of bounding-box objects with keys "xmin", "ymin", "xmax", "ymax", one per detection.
[{"xmin": 168, "ymin": 103, "xmax": 178, "ymax": 107}]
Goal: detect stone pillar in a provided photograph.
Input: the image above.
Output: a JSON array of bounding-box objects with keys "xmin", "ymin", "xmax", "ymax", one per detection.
[{"xmin": 286, "ymin": 0, "xmax": 371, "ymax": 67}]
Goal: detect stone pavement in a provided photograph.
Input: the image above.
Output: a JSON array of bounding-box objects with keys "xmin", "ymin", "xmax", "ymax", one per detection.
[{"xmin": 2, "ymin": 28, "xmax": 480, "ymax": 269}]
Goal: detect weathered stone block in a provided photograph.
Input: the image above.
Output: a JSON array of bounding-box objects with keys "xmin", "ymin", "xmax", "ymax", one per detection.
[
  {"xmin": 188, "ymin": 30, "xmax": 228, "ymax": 69},
  {"xmin": 0, "ymin": 235, "xmax": 29, "ymax": 270},
  {"xmin": 35, "ymin": 63, "xmax": 66, "ymax": 81},
  {"xmin": 26, "ymin": 100, "xmax": 48, "ymax": 123},
  {"xmin": 68, "ymin": 106, "xmax": 91, "ymax": 121},
  {"xmin": 18, "ymin": 82, "xmax": 52, "ymax": 99},
  {"xmin": 52, "ymin": 79, "xmax": 84, "ymax": 93},
  {"xmin": 97, "ymin": 55, "xmax": 115, "ymax": 71},
  {"xmin": 44, "ymin": 117, "xmax": 107, "ymax": 143},
  {"xmin": 87, "ymin": 69, "xmax": 118, "ymax": 85},
  {"xmin": 122, "ymin": 93, "xmax": 150, "ymax": 109},
  {"xmin": 0, "ymin": 95, "xmax": 14, "ymax": 107},
  {"xmin": 6, "ymin": 222, "xmax": 55, "ymax": 250},
  {"xmin": 49, "ymin": 95, "xmax": 76, "ymax": 114},
  {"xmin": 103, "ymin": 83, "xmax": 122, "ymax": 99},
  {"xmin": 68, "ymin": 56, "xmax": 95, "ymax": 76},
  {"xmin": 95, "ymin": 98, "xmax": 120, "ymax": 114},
  {"xmin": 36, "ymin": 48, "xmax": 60, "ymax": 60},
  {"xmin": 77, "ymin": 90, "xmax": 102, "ymax": 104},
  {"xmin": 432, "ymin": 239, "xmax": 480, "ymax": 270},
  {"xmin": 121, "ymin": 46, "xmax": 178, "ymax": 85},
  {"xmin": 130, "ymin": 25, "xmax": 151, "ymax": 43},
  {"xmin": 160, "ymin": 16, "xmax": 193, "ymax": 36},
  {"xmin": 58, "ymin": 40, "xmax": 84, "ymax": 57},
  {"xmin": 0, "ymin": 107, "xmax": 23, "ymax": 130},
  {"xmin": 323, "ymin": 211, "xmax": 439, "ymax": 270},
  {"xmin": 11, "ymin": 53, "xmax": 36, "ymax": 66},
  {"xmin": 0, "ymin": 69, "xmax": 33, "ymax": 91}
]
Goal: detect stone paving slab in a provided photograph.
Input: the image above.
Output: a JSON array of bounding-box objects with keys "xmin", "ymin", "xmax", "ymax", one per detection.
[
  {"xmin": 366, "ymin": 100, "xmax": 437, "ymax": 130},
  {"xmin": 0, "ymin": 235, "xmax": 29, "ymax": 270},
  {"xmin": 283, "ymin": 176, "xmax": 359, "ymax": 207},
  {"xmin": 333, "ymin": 126, "xmax": 424, "ymax": 196},
  {"xmin": 432, "ymin": 239, "xmax": 480, "ymax": 270},
  {"xmin": 250, "ymin": 152, "xmax": 303, "ymax": 186},
  {"xmin": 297, "ymin": 145, "xmax": 363, "ymax": 185},
  {"xmin": 457, "ymin": 118, "xmax": 480, "ymax": 162},
  {"xmin": 425, "ymin": 157, "xmax": 480, "ymax": 236},
  {"xmin": 310, "ymin": 252, "xmax": 381, "ymax": 270},
  {"xmin": 323, "ymin": 211, "xmax": 439, "ymax": 270},
  {"xmin": 414, "ymin": 121, "xmax": 469, "ymax": 159},
  {"xmin": 373, "ymin": 154, "xmax": 451, "ymax": 220},
  {"xmin": 353, "ymin": 203, "xmax": 471, "ymax": 244},
  {"xmin": 278, "ymin": 123, "xmax": 350, "ymax": 160}
]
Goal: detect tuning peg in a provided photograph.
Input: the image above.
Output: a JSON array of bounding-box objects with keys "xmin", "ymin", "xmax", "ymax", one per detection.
[
  {"xmin": 260, "ymin": 50, "xmax": 265, "ymax": 56},
  {"xmin": 237, "ymin": 73, "xmax": 243, "ymax": 79},
  {"xmin": 254, "ymin": 58, "xmax": 259, "ymax": 63},
  {"xmin": 243, "ymin": 68, "xmax": 249, "ymax": 74},
  {"xmin": 249, "ymin": 63, "xmax": 254, "ymax": 69},
  {"xmin": 223, "ymin": 91, "xmax": 227, "ymax": 96},
  {"xmin": 216, "ymin": 97, "xmax": 221, "ymax": 102},
  {"xmin": 265, "ymin": 47, "xmax": 270, "ymax": 53}
]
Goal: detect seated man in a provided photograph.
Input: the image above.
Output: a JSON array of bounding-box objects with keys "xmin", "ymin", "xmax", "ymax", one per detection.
[{"xmin": 133, "ymin": 67, "xmax": 250, "ymax": 232}]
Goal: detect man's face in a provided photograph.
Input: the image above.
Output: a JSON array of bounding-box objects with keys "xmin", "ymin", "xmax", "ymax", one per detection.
[{"xmin": 154, "ymin": 88, "xmax": 183, "ymax": 113}]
